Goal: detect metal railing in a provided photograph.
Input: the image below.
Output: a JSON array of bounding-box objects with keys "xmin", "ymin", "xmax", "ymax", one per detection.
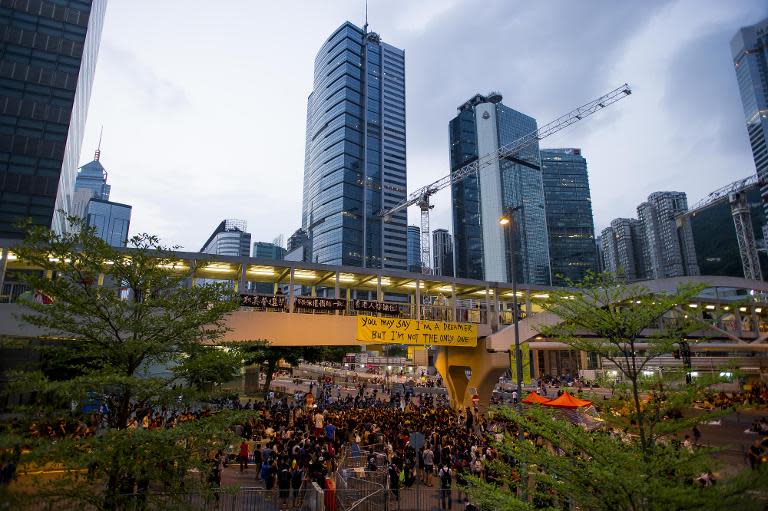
[{"xmin": 0, "ymin": 281, "xmax": 30, "ymax": 303}]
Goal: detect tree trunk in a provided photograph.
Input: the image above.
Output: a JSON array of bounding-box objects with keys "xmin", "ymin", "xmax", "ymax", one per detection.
[{"xmin": 262, "ymin": 359, "xmax": 277, "ymax": 393}]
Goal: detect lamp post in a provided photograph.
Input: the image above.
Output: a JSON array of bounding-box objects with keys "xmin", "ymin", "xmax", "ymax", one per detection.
[{"xmin": 500, "ymin": 207, "xmax": 523, "ymax": 410}]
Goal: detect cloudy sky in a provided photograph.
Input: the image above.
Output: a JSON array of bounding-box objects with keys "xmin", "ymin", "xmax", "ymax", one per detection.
[{"xmin": 80, "ymin": 0, "xmax": 767, "ymax": 251}]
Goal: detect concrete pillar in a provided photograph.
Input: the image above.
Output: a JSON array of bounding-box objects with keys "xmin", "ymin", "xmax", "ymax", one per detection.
[
  {"xmin": 525, "ymin": 291, "xmax": 532, "ymax": 317},
  {"xmin": 288, "ymin": 268, "xmax": 295, "ymax": 313},
  {"xmin": 451, "ymin": 283, "xmax": 457, "ymax": 322},
  {"xmin": 377, "ymin": 273, "xmax": 383, "ymax": 302},
  {"xmin": 311, "ymin": 286, "xmax": 316, "ymax": 298},
  {"xmin": 334, "ymin": 272, "xmax": 340, "ymax": 299},
  {"xmin": 97, "ymin": 273, "xmax": 104, "ymax": 287},
  {"xmin": 415, "ymin": 278, "xmax": 421, "ymax": 320},
  {"xmin": 485, "ymin": 285, "xmax": 491, "ymax": 326},
  {"xmin": 192, "ymin": 277, "xmax": 198, "ymax": 288},
  {"xmin": 0, "ymin": 249, "xmax": 8, "ymax": 295},
  {"xmin": 239, "ymin": 264, "xmax": 247, "ymax": 294},
  {"xmin": 532, "ymin": 349, "xmax": 540, "ymax": 379}
]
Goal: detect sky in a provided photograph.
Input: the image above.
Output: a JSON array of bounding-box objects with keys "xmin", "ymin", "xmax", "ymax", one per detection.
[{"xmin": 79, "ymin": 0, "xmax": 768, "ymax": 251}]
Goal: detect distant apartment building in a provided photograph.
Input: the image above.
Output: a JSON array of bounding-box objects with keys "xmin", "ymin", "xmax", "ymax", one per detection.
[
  {"xmin": 407, "ymin": 225, "xmax": 421, "ymax": 273},
  {"xmin": 432, "ymin": 229, "xmax": 453, "ymax": 277},
  {"xmin": 541, "ymin": 148, "xmax": 598, "ymax": 285},
  {"xmin": 200, "ymin": 219, "xmax": 251, "ymax": 257},
  {"xmin": 637, "ymin": 192, "xmax": 699, "ymax": 279},
  {"xmin": 600, "ymin": 218, "xmax": 648, "ymax": 281}
]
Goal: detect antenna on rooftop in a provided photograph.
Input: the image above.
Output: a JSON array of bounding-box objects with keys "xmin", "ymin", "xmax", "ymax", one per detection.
[
  {"xmin": 95, "ymin": 126, "xmax": 103, "ymax": 161},
  {"xmin": 363, "ymin": 0, "xmax": 368, "ymax": 33}
]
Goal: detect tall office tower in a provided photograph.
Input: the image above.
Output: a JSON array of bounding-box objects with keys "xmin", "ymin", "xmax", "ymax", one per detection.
[
  {"xmin": 286, "ymin": 228, "xmax": 311, "ymax": 262},
  {"xmin": 406, "ymin": 225, "xmax": 421, "ymax": 273},
  {"xmin": 253, "ymin": 241, "xmax": 286, "ymax": 260},
  {"xmin": 600, "ymin": 218, "xmax": 648, "ymax": 281},
  {"xmin": 0, "ymin": 0, "xmax": 108, "ymax": 239},
  {"xmin": 302, "ymin": 22, "xmax": 407, "ymax": 270},
  {"xmin": 71, "ymin": 151, "xmax": 131, "ymax": 247},
  {"xmin": 200, "ymin": 219, "xmax": 251, "ymax": 257},
  {"xmin": 637, "ymin": 192, "xmax": 699, "ymax": 279},
  {"xmin": 432, "ymin": 228, "xmax": 454, "ymax": 277},
  {"xmin": 541, "ymin": 148, "xmax": 598, "ymax": 286},
  {"xmin": 85, "ymin": 198, "xmax": 130, "ymax": 247},
  {"xmin": 450, "ymin": 92, "xmax": 551, "ymax": 284},
  {"xmin": 594, "ymin": 236, "xmax": 605, "ymax": 273},
  {"xmin": 731, "ymin": 18, "xmax": 768, "ymax": 229}
]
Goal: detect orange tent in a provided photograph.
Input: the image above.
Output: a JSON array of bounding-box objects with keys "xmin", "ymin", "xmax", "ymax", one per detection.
[
  {"xmin": 541, "ymin": 392, "xmax": 592, "ymax": 409},
  {"xmin": 521, "ymin": 391, "xmax": 551, "ymax": 404}
]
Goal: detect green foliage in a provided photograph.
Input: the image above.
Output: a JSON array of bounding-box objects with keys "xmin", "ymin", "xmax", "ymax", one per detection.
[
  {"xmin": 6, "ymin": 218, "xmax": 241, "ymax": 428},
  {"xmin": 538, "ymin": 273, "xmax": 711, "ymax": 456},
  {"xmin": 466, "ymin": 405, "xmax": 768, "ymax": 511},
  {"xmin": 1, "ymin": 410, "xmax": 252, "ymax": 511},
  {"xmin": 1, "ymin": 219, "xmax": 248, "ymax": 508}
]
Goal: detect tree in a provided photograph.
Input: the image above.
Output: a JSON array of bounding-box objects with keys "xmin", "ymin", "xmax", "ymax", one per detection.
[
  {"xmin": 465, "ymin": 274, "xmax": 768, "ymax": 510},
  {"xmin": 538, "ymin": 273, "xmax": 708, "ymax": 458},
  {"xmin": 6, "ymin": 218, "xmax": 241, "ymax": 428},
  {"xmin": 1, "ymin": 219, "xmax": 247, "ymax": 508},
  {"xmin": 236, "ymin": 342, "xmax": 349, "ymax": 393}
]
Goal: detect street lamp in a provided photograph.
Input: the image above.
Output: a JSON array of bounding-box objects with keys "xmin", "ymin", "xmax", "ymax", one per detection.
[{"xmin": 500, "ymin": 207, "xmax": 523, "ymax": 411}]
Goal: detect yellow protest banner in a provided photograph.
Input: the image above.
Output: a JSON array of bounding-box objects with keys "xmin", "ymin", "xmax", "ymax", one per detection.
[
  {"xmin": 356, "ymin": 316, "xmax": 477, "ymax": 347},
  {"xmin": 509, "ymin": 342, "xmax": 532, "ymax": 385}
]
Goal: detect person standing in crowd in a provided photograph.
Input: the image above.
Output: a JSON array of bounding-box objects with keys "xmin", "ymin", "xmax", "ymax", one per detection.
[
  {"xmin": 465, "ymin": 407, "xmax": 474, "ymax": 433},
  {"xmin": 423, "ymin": 444, "xmax": 435, "ymax": 487},
  {"xmin": 238, "ymin": 440, "xmax": 249, "ymax": 473},
  {"xmin": 388, "ymin": 460, "xmax": 401, "ymax": 501},
  {"xmin": 277, "ymin": 459, "xmax": 292, "ymax": 508},
  {"xmin": 438, "ymin": 463, "xmax": 453, "ymax": 510},
  {"xmin": 291, "ymin": 464, "xmax": 305, "ymax": 507}
]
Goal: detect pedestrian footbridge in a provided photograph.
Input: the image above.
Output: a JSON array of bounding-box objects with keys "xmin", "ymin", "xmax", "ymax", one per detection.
[{"xmin": 1, "ymin": 247, "xmax": 767, "ymax": 408}]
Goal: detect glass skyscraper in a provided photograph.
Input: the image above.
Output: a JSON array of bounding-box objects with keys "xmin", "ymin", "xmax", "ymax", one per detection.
[
  {"xmin": 200, "ymin": 219, "xmax": 251, "ymax": 257},
  {"xmin": 253, "ymin": 241, "xmax": 286, "ymax": 260},
  {"xmin": 406, "ymin": 225, "xmax": 421, "ymax": 273},
  {"xmin": 86, "ymin": 198, "xmax": 130, "ymax": 247},
  {"xmin": 0, "ymin": 0, "xmax": 107, "ymax": 238},
  {"xmin": 541, "ymin": 148, "xmax": 598, "ymax": 286},
  {"xmin": 450, "ymin": 93, "xmax": 551, "ymax": 285},
  {"xmin": 432, "ymin": 228, "xmax": 453, "ymax": 277},
  {"xmin": 731, "ymin": 18, "xmax": 768, "ymax": 226},
  {"xmin": 302, "ymin": 22, "xmax": 407, "ymax": 270}
]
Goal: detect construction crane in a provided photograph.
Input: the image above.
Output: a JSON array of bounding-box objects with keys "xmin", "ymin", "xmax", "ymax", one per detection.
[
  {"xmin": 676, "ymin": 174, "xmax": 764, "ymax": 281},
  {"xmin": 380, "ymin": 84, "xmax": 633, "ymax": 274}
]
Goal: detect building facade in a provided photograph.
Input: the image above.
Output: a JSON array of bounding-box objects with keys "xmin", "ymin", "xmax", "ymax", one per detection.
[
  {"xmin": 0, "ymin": 0, "xmax": 107, "ymax": 239},
  {"xmin": 253, "ymin": 241, "xmax": 286, "ymax": 260},
  {"xmin": 450, "ymin": 92, "xmax": 550, "ymax": 285},
  {"xmin": 731, "ymin": 18, "xmax": 768, "ymax": 228},
  {"xmin": 600, "ymin": 218, "xmax": 648, "ymax": 281},
  {"xmin": 200, "ymin": 219, "xmax": 251, "ymax": 257},
  {"xmin": 70, "ymin": 151, "xmax": 131, "ymax": 247},
  {"xmin": 637, "ymin": 192, "xmax": 699, "ymax": 279},
  {"xmin": 541, "ymin": 148, "xmax": 598, "ymax": 286},
  {"xmin": 432, "ymin": 228, "xmax": 453, "ymax": 277},
  {"xmin": 86, "ymin": 198, "xmax": 130, "ymax": 247},
  {"xmin": 407, "ymin": 225, "xmax": 421, "ymax": 273},
  {"xmin": 302, "ymin": 22, "xmax": 407, "ymax": 270}
]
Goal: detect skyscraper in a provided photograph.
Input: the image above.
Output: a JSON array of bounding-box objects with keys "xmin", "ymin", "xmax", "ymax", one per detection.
[
  {"xmin": 450, "ymin": 92, "xmax": 550, "ymax": 285},
  {"xmin": 541, "ymin": 148, "xmax": 598, "ymax": 286},
  {"xmin": 731, "ymin": 18, "xmax": 768, "ymax": 226},
  {"xmin": 302, "ymin": 22, "xmax": 407, "ymax": 270},
  {"xmin": 253, "ymin": 241, "xmax": 286, "ymax": 260},
  {"xmin": 0, "ymin": 0, "xmax": 108, "ymax": 238},
  {"xmin": 85, "ymin": 198, "xmax": 130, "ymax": 247},
  {"xmin": 432, "ymin": 228, "xmax": 454, "ymax": 277},
  {"xmin": 600, "ymin": 218, "xmax": 648, "ymax": 281},
  {"xmin": 407, "ymin": 225, "xmax": 421, "ymax": 273},
  {"xmin": 637, "ymin": 192, "xmax": 699, "ymax": 279},
  {"xmin": 200, "ymin": 219, "xmax": 251, "ymax": 257}
]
